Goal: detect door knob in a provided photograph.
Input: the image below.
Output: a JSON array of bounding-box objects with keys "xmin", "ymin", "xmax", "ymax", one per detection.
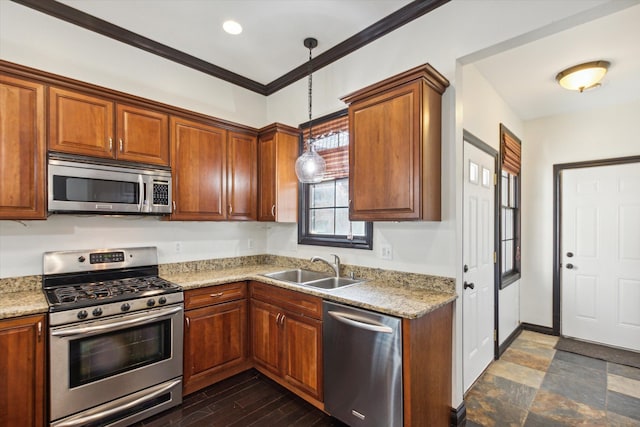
[
  {"xmin": 566, "ymin": 263, "xmax": 574, "ymax": 269},
  {"xmin": 566, "ymin": 252, "xmax": 574, "ymax": 258},
  {"xmin": 464, "ymin": 281, "xmax": 475, "ymax": 290}
]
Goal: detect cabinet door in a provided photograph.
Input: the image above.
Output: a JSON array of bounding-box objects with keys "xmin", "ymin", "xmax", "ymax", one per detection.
[
  {"xmin": 250, "ymin": 299, "xmax": 282, "ymax": 376},
  {"xmin": 49, "ymin": 86, "xmax": 114, "ymax": 158},
  {"xmin": 184, "ymin": 300, "xmax": 247, "ymax": 395},
  {"xmin": 0, "ymin": 315, "xmax": 45, "ymax": 427},
  {"xmin": 116, "ymin": 104, "xmax": 169, "ymax": 166},
  {"xmin": 0, "ymin": 75, "xmax": 46, "ymax": 219},
  {"xmin": 258, "ymin": 134, "xmax": 276, "ymax": 221},
  {"xmin": 170, "ymin": 116, "xmax": 227, "ymax": 220},
  {"xmin": 349, "ymin": 82, "xmax": 421, "ymax": 220},
  {"xmin": 227, "ymin": 132, "xmax": 257, "ymax": 220},
  {"xmin": 282, "ymin": 312, "xmax": 323, "ymax": 400}
]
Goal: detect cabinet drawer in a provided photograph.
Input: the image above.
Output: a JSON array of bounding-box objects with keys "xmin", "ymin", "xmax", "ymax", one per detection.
[
  {"xmin": 185, "ymin": 281, "xmax": 246, "ymax": 310},
  {"xmin": 250, "ymin": 281, "xmax": 322, "ymax": 320}
]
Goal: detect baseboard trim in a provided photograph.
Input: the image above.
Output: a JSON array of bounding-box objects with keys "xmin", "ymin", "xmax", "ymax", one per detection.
[
  {"xmin": 498, "ymin": 324, "xmax": 523, "ymax": 356},
  {"xmin": 521, "ymin": 322, "xmax": 556, "ymax": 336},
  {"xmin": 450, "ymin": 402, "xmax": 466, "ymax": 427}
]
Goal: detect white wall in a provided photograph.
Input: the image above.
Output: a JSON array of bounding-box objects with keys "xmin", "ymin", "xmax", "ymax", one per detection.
[{"xmin": 521, "ymin": 99, "xmax": 640, "ymax": 327}]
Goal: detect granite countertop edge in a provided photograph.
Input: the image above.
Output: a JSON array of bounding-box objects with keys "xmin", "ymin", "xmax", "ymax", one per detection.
[
  {"xmin": 163, "ymin": 265, "xmax": 457, "ymax": 319},
  {"xmin": 0, "ymin": 265, "xmax": 457, "ymax": 321}
]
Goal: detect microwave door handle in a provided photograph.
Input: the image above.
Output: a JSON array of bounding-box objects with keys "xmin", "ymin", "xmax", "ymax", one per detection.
[{"xmin": 138, "ymin": 175, "xmax": 144, "ymax": 212}]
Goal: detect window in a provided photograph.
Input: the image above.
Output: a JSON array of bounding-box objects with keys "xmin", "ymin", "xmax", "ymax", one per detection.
[
  {"xmin": 500, "ymin": 124, "xmax": 521, "ymax": 288},
  {"xmin": 298, "ymin": 110, "xmax": 373, "ymax": 249}
]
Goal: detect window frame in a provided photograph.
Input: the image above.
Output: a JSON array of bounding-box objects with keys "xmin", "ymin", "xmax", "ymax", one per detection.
[
  {"xmin": 297, "ymin": 109, "xmax": 373, "ymax": 250},
  {"xmin": 499, "ymin": 124, "xmax": 521, "ymax": 289}
]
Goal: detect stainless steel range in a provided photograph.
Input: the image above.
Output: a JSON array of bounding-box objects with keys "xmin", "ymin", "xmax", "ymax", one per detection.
[{"xmin": 43, "ymin": 247, "xmax": 184, "ymax": 427}]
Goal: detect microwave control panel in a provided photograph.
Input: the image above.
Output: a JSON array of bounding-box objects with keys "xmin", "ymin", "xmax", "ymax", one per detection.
[{"xmin": 153, "ymin": 182, "xmax": 170, "ymax": 206}]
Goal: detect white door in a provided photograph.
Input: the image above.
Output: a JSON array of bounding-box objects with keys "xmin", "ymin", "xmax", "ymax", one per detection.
[
  {"xmin": 463, "ymin": 141, "xmax": 496, "ymax": 391},
  {"xmin": 562, "ymin": 163, "xmax": 640, "ymax": 351}
]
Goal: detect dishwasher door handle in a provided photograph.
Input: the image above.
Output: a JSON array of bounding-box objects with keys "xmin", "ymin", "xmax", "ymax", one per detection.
[{"xmin": 328, "ymin": 310, "xmax": 394, "ymax": 333}]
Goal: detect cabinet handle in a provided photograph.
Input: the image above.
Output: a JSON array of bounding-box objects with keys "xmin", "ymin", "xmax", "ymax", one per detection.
[
  {"xmin": 276, "ymin": 313, "xmax": 281, "ymax": 324},
  {"xmin": 228, "ymin": 205, "xmax": 233, "ymax": 215},
  {"xmin": 109, "ymin": 138, "xmax": 113, "ymax": 152},
  {"xmin": 280, "ymin": 314, "xmax": 286, "ymax": 326},
  {"xmin": 271, "ymin": 204, "xmax": 276, "ymax": 217},
  {"xmin": 119, "ymin": 138, "xmax": 123, "ymax": 152},
  {"xmin": 172, "ymin": 201, "xmax": 176, "ymax": 213},
  {"xmin": 186, "ymin": 317, "xmax": 190, "ymax": 329},
  {"xmin": 210, "ymin": 292, "xmax": 223, "ymax": 298},
  {"xmin": 37, "ymin": 321, "xmax": 42, "ymax": 341}
]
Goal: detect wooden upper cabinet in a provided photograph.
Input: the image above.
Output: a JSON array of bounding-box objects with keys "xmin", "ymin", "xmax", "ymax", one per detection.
[
  {"xmin": 171, "ymin": 116, "xmax": 227, "ymax": 220},
  {"xmin": 227, "ymin": 131, "xmax": 257, "ymax": 221},
  {"xmin": 0, "ymin": 315, "xmax": 46, "ymax": 427},
  {"xmin": 49, "ymin": 87, "xmax": 115, "ymax": 159},
  {"xmin": 342, "ymin": 64, "xmax": 449, "ymax": 221},
  {"xmin": 49, "ymin": 86, "xmax": 169, "ymax": 165},
  {"xmin": 116, "ymin": 103, "xmax": 169, "ymax": 165},
  {"xmin": 257, "ymin": 123, "xmax": 299, "ymax": 222},
  {"xmin": 0, "ymin": 75, "xmax": 46, "ymax": 220}
]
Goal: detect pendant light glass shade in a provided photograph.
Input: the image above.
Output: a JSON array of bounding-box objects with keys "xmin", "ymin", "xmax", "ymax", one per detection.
[
  {"xmin": 295, "ymin": 141, "xmax": 326, "ymax": 183},
  {"xmin": 556, "ymin": 60, "xmax": 610, "ymax": 92},
  {"xmin": 295, "ymin": 37, "xmax": 326, "ymax": 183}
]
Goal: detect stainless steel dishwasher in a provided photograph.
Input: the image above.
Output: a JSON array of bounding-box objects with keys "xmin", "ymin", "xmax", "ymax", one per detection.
[{"xmin": 323, "ymin": 301, "xmax": 403, "ymax": 427}]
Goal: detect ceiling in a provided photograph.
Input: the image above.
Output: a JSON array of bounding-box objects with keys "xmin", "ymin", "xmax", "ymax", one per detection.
[
  {"xmin": 470, "ymin": 3, "xmax": 640, "ymax": 120},
  {"xmin": 12, "ymin": 0, "xmax": 640, "ymax": 120}
]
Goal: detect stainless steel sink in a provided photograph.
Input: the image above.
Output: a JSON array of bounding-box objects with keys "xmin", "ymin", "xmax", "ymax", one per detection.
[
  {"xmin": 262, "ymin": 269, "xmax": 329, "ymax": 283},
  {"xmin": 260, "ymin": 269, "xmax": 364, "ymax": 290}
]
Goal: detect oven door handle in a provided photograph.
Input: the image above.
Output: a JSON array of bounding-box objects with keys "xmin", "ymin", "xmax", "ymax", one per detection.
[
  {"xmin": 53, "ymin": 378, "xmax": 181, "ymax": 427},
  {"xmin": 51, "ymin": 306, "xmax": 183, "ymax": 337}
]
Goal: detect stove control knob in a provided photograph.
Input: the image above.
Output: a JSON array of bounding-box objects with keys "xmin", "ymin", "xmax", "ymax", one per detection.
[
  {"xmin": 78, "ymin": 256, "xmax": 86, "ymax": 263},
  {"xmin": 92, "ymin": 308, "xmax": 103, "ymax": 317},
  {"xmin": 146, "ymin": 299, "xmax": 156, "ymax": 307},
  {"xmin": 158, "ymin": 296, "xmax": 167, "ymax": 305},
  {"xmin": 77, "ymin": 310, "xmax": 88, "ymax": 319},
  {"xmin": 121, "ymin": 303, "xmax": 131, "ymax": 312}
]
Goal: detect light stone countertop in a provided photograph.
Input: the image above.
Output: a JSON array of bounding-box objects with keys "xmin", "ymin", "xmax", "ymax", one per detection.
[
  {"xmin": 162, "ymin": 264, "xmax": 457, "ymax": 319},
  {"xmin": 0, "ymin": 290, "xmax": 48, "ymax": 320},
  {"xmin": 0, "ymin": 262, "xmax": 457, "ymax": 321}
]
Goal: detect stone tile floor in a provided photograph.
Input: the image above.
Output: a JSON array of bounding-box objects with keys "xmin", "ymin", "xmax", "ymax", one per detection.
[{"xmin": 465, "ymin": 331, "xmax": 640, "ymax": 426}]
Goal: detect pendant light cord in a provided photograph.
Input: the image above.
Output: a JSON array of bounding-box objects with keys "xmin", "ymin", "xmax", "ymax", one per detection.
[{"xmin": 307, "ymin": 45, "xmax": 313, "ymax": 148}]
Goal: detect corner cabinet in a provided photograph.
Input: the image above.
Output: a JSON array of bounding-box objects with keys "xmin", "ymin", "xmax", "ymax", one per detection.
[
  {"xmin": 48, "ymin": 86, "xmax": 170, "ymax": 166},
  {"xmin": 257, "ymin": 123, "xmax": 299, "ymax": 222},
  {"xmin": 0, "ymin": 314, "xmax": 46, "ymax": 427},
  {"xmin": 250, "ymin": 282, "xmax": 323, "ymax": 407},
  {"xmin": 0, "ymin": 74, "xmax": 46, "ymax": 220},
  {"xmin": 342, "ymin": 64, "xmax": 449, "ymax": 221},
  {"xmin": 183, "ymin": 282, "xmax": 250, "ymax": 395}
]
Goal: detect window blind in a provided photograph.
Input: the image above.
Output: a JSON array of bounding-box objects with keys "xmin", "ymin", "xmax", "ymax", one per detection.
[
  {"xmin": 501, "ymin": 125, "xmax": 521, "ymax": 175},
  {"xmin": 302, "ymin": 115, "xmax": 349, "ymax": 180}
]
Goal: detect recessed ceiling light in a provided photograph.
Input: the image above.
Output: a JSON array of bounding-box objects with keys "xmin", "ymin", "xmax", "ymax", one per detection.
[{"xmin": 223, "ymin": 20, "xmax": 242, "ymax": 35}]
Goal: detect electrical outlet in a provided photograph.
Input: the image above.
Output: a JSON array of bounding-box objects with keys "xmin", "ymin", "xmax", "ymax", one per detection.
[
  {"xmin": 248, "ymin": 238, "xmax": 254, "ymax": 249},
  {"xmin": 175, "ymin": 242, "xmax": 181, "ymax": 253},
  {"xmin": 380, "ymin": 244, "xmax": 393, "ymax": 260}
]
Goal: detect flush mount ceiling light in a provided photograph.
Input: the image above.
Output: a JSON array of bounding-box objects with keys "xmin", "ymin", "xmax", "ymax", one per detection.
[
  {"xmin": 295, "ymin": 37, "xmax": 326, "ymax": 184},
  {"xmin": 555, "ymin": 60, "xmax": 610, "ymax": 92},
  {"xmin": 222, "ymin": 20, "xmax": 242, "ymax": 35}
]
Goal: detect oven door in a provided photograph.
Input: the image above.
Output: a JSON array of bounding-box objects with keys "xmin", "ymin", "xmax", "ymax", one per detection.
[{"xmin": 49, "ymin": 304, "xmax": 184, "ymax": 422}]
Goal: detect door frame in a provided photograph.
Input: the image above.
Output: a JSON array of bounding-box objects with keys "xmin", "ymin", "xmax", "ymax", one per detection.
[
  {"xmin": 462, "ymin": 130, "xmax": 500, "ymax": 358},
  {"xmin": 552, "ymin": 155, "xmax": 640, "ymax": 335}
]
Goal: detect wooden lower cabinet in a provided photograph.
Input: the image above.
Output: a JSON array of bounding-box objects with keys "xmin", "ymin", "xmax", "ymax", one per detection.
[
  {"xmin": 250, "ymin": 281, "xmax": 323, "ymax": 406},
  {"xmin": 0, "ymin": 314, "xmax": 45, "ymax": 427},
  {"xmin": 183, "ymin": 282, "xmax": 250, "ymax": 395}
]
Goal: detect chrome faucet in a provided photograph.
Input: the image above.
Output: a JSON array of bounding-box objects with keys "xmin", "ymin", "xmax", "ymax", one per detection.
[{"xmin": 310, "ymin": 254, "xmax": 340, "ymax": 278}]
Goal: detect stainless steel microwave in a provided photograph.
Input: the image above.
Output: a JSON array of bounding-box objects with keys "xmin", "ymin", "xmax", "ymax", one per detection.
[{"xmin": 48, "ymin": 154, "xmax": 172, "ymax": 215}]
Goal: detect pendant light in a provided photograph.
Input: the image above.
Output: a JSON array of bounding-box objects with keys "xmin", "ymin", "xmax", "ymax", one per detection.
[{"xmin": 295, "ymin": 37, "xmax": 326, "ymax": 184}]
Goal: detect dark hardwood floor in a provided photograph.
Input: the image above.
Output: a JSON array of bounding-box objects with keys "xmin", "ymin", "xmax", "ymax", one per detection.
[{"xmin": 131, "ymin": 370, "xmax": 348, "ymax": 427}]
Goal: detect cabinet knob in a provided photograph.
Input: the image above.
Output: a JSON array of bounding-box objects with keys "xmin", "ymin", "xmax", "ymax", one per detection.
[{"xmin": 566, "ymin": 263, "xmax": 574, "ymax": 269}]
